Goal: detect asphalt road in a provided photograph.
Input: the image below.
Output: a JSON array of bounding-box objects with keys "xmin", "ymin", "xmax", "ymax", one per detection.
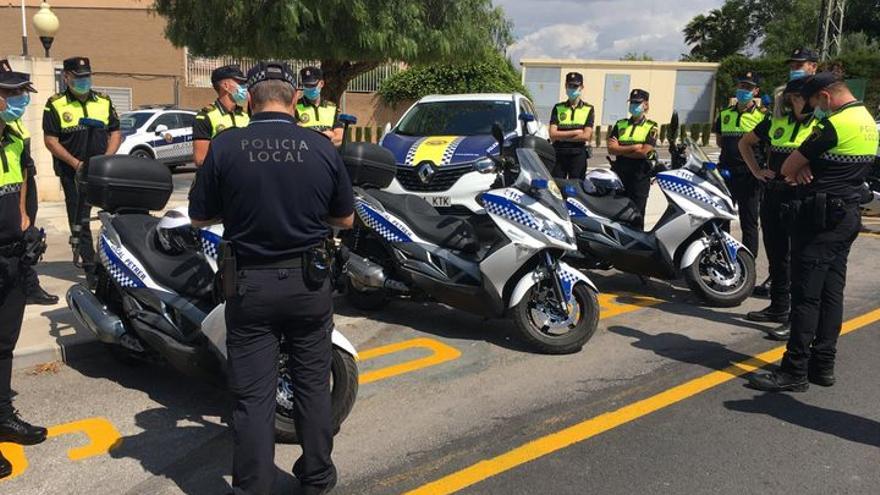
[{"xmin": 2, "ymin": 167, "xmax": 879, "ymax": 494}]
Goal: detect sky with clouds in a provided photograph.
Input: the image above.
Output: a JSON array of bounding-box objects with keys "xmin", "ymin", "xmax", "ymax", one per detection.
[{"xmin": 496, "ymin": 0, "xmax": 725, "ymax": 63}]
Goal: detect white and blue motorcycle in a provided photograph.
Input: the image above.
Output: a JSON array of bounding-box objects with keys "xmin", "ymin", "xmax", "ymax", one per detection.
[
  {"xmin": 560, "ymin": 135, "xmax": 756, "ymax": 307},
  {"xmin": 341, "ymin": 126, "xmax": 600, "ymax": 354}
]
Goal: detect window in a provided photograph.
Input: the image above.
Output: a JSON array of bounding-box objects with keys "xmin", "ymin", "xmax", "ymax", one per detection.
[
  {"xmin": 148, "ymin": 113, "xmax": 181, "ymax": 132},
  {"xmin": 176, "ymin": 113, "xmax": 196, "ymax": 128},
  {"xmin": 120, "ymin": 112, "xmax": 153, "ymax": 132},
  {"xmin": 395, "ymin": 101, "xmax": 517, "ymax": 137}
]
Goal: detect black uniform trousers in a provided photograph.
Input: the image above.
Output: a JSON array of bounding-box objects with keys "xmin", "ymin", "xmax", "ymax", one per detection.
[
  {"xmin": 780, "ymin": 204, "xmax": 860, "ymax": 377},
  {"xmin": 724, "ymin": 168, "xmax": 761, "ymax": 256},
  {"xmin": 0, "ymin": 254, "xmax": 26, "ymax": 421},
  {"xmin": 614, "ymin": 165, "xmax": 651, "ymax": 231},
  {"xmin": 760, "ymin": 186, "xmax": 793, "ymax": 311},
  {"xmin": 24, "ymin": 170, "xmax": 44, "ymax": 294},
  {"xmin": 225, "ymin": 266, "xmax": 336, "ymax": 494},
  {"xmin": 552, "ymin": 147, "xmax": 588, "ymax": 180},
  {"xmin": 59, "ymin": 172, "xmax": 95, "ymax": 268}
]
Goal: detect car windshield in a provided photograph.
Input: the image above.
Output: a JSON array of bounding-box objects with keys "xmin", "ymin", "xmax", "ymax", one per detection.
[
  {"xmin": 515, "ymin": 148, "xmax": 569, "ymax": 219},
  {"xmin": 120, "ymin": 112, "xmax": 153, "ymax": 131},
  {"xmin": 395, "ymin": 100, "xmax": 516, "ymax": 136}
]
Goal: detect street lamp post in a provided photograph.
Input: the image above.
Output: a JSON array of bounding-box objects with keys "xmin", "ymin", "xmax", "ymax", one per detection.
[{"xmin": 32, "ymin": 2, "xmax": 60, "ymax": 58}]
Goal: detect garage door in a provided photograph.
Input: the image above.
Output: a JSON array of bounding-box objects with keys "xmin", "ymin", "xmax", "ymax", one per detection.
[
  {"xmin": 602, "ymin": 74, "xmax": 631, "ymax": 125},
  {"xmin": 523, "ymin": 66, "xmax": 561, "ymax": 124},
  {"xmin": 94, "ymin": 86, "xmax": 133, "ymax": 113},
  {"xmin": 673, "ymin": 71, "xmax": 714, "ymax": 124}
]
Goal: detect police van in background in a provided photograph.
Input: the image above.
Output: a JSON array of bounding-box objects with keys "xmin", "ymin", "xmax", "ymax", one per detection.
[{"xmin": 117, "ymin": 107, "xmax": 197, "ymax": 169}]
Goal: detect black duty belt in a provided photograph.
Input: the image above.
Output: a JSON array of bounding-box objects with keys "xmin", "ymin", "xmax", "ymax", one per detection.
[
  {"xmin": 0, "ymin": 241, "xmax": 24, "ymax": 258},
  {"xmin": 237, "ymin": 255, "xmax": 304, "ymax": 269}
]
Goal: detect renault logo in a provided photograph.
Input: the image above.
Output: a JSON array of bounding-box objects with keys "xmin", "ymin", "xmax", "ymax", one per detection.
[{"xmin": 417, "ymin": 161, "xmax": 436, "ymax": 184}]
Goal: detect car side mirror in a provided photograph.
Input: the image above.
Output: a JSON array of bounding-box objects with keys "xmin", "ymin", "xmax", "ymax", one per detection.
[
  {"xmin": 154, "ymin": 124, "xmax": 169, "ymax": 134},
  {"xmin": 519, "ymin": 112, "xmax": 535, "ymax": 123},
  {"xmin": 338, "ymin": 114, "xmax": 358, "ymax": 126}
]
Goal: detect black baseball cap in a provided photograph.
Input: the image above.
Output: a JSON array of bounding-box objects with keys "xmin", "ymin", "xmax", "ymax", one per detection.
[
  {"xmin": 211, "ymin": 64, "xmax": 246, "ymax": 85},
  {"xmin": 628, "ymin": 89, "xmax": 649, "ymax": 102},
  {"xmin": 300, "ymin": 66, "xmax": 322, "ymax": 86},
  {"xmin": 565, "ymin": 72, "xmax": 583, "ymax": 86},
  {"xmin": 782, "ymin": 77, "xmax": 807, "ymax": 95},
  {"xmin": 787, "ymin": 47, "xmax": 819, "ymax": 63},
  {"xmin": 800, "ymin": 72, "xmax": 843, "ymax": 99},
  {"xmin": 736, "ymin": 71, "xmax": 760, "ymax": 86},
  {"xmin": 63, "ymin": 57, "xmax": 92, "ymax": 76},
  {"xmin": 246, "ymin": 61, "xmax": 297, "ymax": 89}
]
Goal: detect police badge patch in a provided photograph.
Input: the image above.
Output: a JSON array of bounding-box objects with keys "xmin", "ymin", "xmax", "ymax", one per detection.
[
  {"xmin": 299, "ymin": 113, "xmax": 310, "ymax": 123},
  {"xmin": 773, "ymin": 128, "xmax": 785, "ymax": 139},
  {"xmin": 723, "ymin": 115, "xmax": 731, "ymax": 125},
  {"xmin": 559, "ymin": 111, "xmax": 568, "ymax": 121},
  {"xmin": 62, "ymin": 112, "xmax": 73, "ymax": 123}
]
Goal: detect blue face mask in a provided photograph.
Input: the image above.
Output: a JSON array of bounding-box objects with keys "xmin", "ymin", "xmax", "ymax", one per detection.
[
  {"xmin": 813, "ymin": 107, "xmax": 829, "ymax": 120},
  {"xmin": 0, "ymin": 93, "xmax": 29, "ymax": 123},
  {"xmin": 232, "ymin": 83, "xmax": 248, "ymax": 104},
  {"xmin": 303, "ymin": 86, "xmax": 321, "ymax": 101},
  {"xmin": 789, "ymin": 69, "xmax": 807, "ymax": 81},
  {"xmin": 566, "ymin": 87, "xmax": 581, "ymax": 101},
  {"xmin": 629, "ymin": 103, "xmax": 644, "ymax": 117},
  {"xmin": 71, "ymin": 77, "xmax": 92, "ymax": 95},
  {"xmin": 735, "ymin": 88, "xmax": 754, "ymax": 105}
]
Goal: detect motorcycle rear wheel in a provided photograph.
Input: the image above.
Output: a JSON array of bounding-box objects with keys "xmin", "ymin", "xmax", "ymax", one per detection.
[{"xmin": 513, "ymin": 283, "xmax": 599, "ymax": 354}]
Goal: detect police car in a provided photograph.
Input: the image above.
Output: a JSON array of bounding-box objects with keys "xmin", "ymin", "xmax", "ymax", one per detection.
[
  {"xmin": 380, "ymin": 93, "xmax": 548, "ymax": 214},
  {"xmin": 117, "ymin": 107, "xmax": 197, "ymax": 168}
]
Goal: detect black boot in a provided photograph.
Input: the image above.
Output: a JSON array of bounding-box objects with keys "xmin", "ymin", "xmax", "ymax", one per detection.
[
  {"xmin": 766, "ymin": 322, "xmax": 791, "ymax": 341},
  {"xmin": 808, "ymin": 363, "xmax": 835, "ymax": 387},
  {"xmin": 752, "ymin": 277, "xmax": 771, "ymax": 297},
  {"xmin": 0, "ymin": 450, "xmax": 11, "ymax": 479},
  {"xmin": 297, "ymin": 479, "xmax": 337, "ymax": 495},
  {"xmin": 0, "ymin": 411, "xmax": 48, "ymax": 445},
  {"xmin": 748, "ymin": 370, "xmax": 809, "ymax": 392},
  {"xmin": 26, "ymin": 285, "xmax": 59, "ymax": 306},
  {"xmin": 746, "ymin": 304, "xmax": 790, "ymax": 323}
]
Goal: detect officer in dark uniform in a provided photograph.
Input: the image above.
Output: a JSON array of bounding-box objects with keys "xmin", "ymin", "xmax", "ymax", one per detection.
[
  {"xmin": 714, "ymin": 71, "xmax": 766, "ymax": 256},
  {"xmin": 296, "ymin": 66, "xmax": 344, "ymax": 146},
  {"xmin": 549, "ymin": 72, "xmax": 594, "ymax": 179},
  {"xmin": 738, "ymin": 78, "xmax": 819, "ymax": 330},
  {"xmin": 0, "ymin": 59, "xmax": 56, "ymax": 305},
  {"xmin": 0, "ymin": 69, "xmax": 48, "ymax": 480},
  {"xmin": 43, "ymin": 57, "xmax": 121, "ymax": 285},
  {"xmin": 607, "ymin": 89, "xmax": 658, "ymax": 230},
  {"xmin": 189, "ymin": 61, "xmax": 353, "ymax": 494},
  {"xmin": 193, "ymin": 64, "xmax": 250, "ymax": 166},
  {"xmin": 750, "ymin": 73, "xmax": 879, "ymax": 392},
  {"xmin": 787, "ymin": 47, "xmax": 819, "ymax": 81}
]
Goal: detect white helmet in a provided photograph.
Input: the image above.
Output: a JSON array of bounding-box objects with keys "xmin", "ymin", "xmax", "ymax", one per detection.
[
  {"xmin": 156, "ymin": 206, "xmax": 198, "ymax": 254},
  {"xmin": 584, "ymin": 169, "xmax": 625, "ymax": 196}
]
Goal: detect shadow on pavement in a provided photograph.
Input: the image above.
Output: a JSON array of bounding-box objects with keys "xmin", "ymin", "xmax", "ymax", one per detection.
[
  {"xmin": 36, "ymin": 260, "xmax": 87, "ymax": 284},
  {"xmin": 724, "ymin": 393, "xmax": 880, "ymax": 448}
]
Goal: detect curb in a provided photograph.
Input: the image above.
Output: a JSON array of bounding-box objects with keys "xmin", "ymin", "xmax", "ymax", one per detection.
[{"xmin": 13, "ymin": 336, "xmax": 103, "ymax": 371}]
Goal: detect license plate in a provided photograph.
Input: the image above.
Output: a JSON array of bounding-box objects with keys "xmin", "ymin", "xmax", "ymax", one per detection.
[{"xmin": 424, "ymin": 196, "xmax": 451, "ymax": 207}]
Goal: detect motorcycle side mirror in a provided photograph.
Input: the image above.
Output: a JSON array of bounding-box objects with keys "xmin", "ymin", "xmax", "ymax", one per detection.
[
  {"xmin": 339, "ymin": 114, "xmax": 358, "ymax": 126},
  {"xmin": 491, "ymin": 123, "xmax": 505, "ymax": 150},
  {"xmin": 668, "ymin": 112, "xmax": 679, "ymax": 145},
  {"xmin": 519, "ymin": 113, "xmax": 535, "ymax": 123}
]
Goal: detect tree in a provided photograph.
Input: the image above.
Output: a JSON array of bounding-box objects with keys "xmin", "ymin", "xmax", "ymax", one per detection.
[
  {"xmin": 620, "ymin": 52, "xmax": 653, "ymax": 61},
  {"xmin": 682, "ymin": 1, "xmax": 751, "ymax": 61},
  {"xmin": 752, "ymin": 0, "xmax": 821, "ymax": 57},
  {"xmin": 152, "ymin": 0, "xmax": 513, "ymax": 103},
  {"xmin": 843, "ymin": 0, "xmax": 880, "ymax": 43}
]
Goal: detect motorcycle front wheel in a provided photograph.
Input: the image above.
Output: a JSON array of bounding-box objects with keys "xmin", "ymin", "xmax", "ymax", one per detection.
[
  {"xmin": 274, "ymin": 347, "xmax": 359, "ymax": 444},
  {"xmin": 684, "ymin": 244, "xmax": 756, "ymax": 307},
  {"xmin": 513, "ymin": 282, "xmax": 600, "ymax": 354}
]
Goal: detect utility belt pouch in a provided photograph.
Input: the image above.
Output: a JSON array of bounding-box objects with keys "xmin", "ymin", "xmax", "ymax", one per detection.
[
  {"xmin": 827, "ymin": 197, "xmax": 848, "ymax": 227},
  {"xmin": 811, "ymin": 192, "xmax": 828, "ymax": 230},
  {"xmin": 218, "ymin": 241, "xmax": 237, "ymax": 300},
  {"xmin": 584, "ymin": 146, "xmax": 593, "ymax": 159},
  {"xmin": 304, "ymin": 244, "xmax": 331, "ymax": 290}
]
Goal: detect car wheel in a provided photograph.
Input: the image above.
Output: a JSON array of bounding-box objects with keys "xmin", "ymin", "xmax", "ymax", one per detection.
[{"xmin": 131, "ymin": 148, "xmax": 153, "ymax": 160}]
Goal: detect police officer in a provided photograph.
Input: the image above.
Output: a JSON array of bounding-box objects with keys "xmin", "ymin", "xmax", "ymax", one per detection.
[
  {"xmin": 193, "ymin": 64, "xmax": 250, "ymax": 166},
  {"xmin": 607, "ymin": 89, "xmax": 658, "ymax": 230},
  {"xmin": 549, "ymin": 72, "xmax": 594, "ymax": 179},
  {"xmin": 296, "ymin": 66, "xmax": 344, "ymax": 146},
  {"xmin": 714, "ymin": 71, "xmax": 766, "ymax": 256},
  {"xmin": 750, "ymin": 73, "xmax": 879, "ymax": 392},
  {"xmin": 739, "ymin": 78, "xmax": 818, "ymax": 331},
  {"xmin": 0, "ymin": 69, "xmax": 48, "ymax": 480},
  {"xmin": 0, "ymin": 60, "xmax": 56, "ymax": 305},
  {"xmin": 189, "ymin": 61, "xmax": 353, "ymax": 494},
  {"xmin": 43, "ymin": 57, "xmax": 121, "ymax": 285}
]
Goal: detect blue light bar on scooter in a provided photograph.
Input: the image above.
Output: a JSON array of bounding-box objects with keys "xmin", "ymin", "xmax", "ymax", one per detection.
[
  {"xmin": 563, "ymin": 184, "xmax": 577, "ymax": 197},
  {"xmin": 531, "ymin": 178, "xmax": 549, "ymax": 190}
]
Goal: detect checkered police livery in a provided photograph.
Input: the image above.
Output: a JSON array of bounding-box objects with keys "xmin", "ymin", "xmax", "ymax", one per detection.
[
  {"xmin": 99, "ymin": 237, "xmax": 145, "ymax": 289},
  {"xmin": 404, "ymin": 137, "xmax": 429, "ymax": 166},
  {"xmin": 657, "ymin": 172, "xmax": 725, "ymax": 211},
  {"xmin": 482, "ymin": 192, "xmax": 542, "ymax": 232},
  {"xmin": 199, "ymin": 228, "xmax": 221, "ymax": 261},
  {"xmin": 439, "ymin": 137, "xmax": 465, "ymax": 166},
  {"xmin": 355, "ymin": 200, "xmax": 414, "ymax": 243}
]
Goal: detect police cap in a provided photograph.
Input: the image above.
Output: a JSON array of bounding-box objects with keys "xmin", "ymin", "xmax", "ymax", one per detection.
[
  {"xmin": 211, "ymin": 64, "xmax": 247, "ymax": 85},
  {"xmin": 628, "ymin": 89, "xmax": 649, "ymax": 102},
  {"xmin": 246, "ymin": 61, "xmax": 297, "ymax": 90},
  {"xmin": 0, "ymin": 59, "xmax": 12, "ymax": 73},
  {"xmin": 800, "ymin": 72, "xmax": 843, "ymax": 99},
  {"xmin": 0, "ymin": 68, "xmax": 37, "ymax": 93},
  {"xmin": 787, "ymin": 47, "xmax": 818, "ymax": 63},
  {"xmin": 736, "ymin": 71, "xmax": 760, "ymax": 87},
  {"xmin": 300, "ymin": 66, "xmax": 322, "ymax": 86},
  {"xmin": 565, "ymin": 72, "xmax": 583, "ymax": 86},
  {"xmin": 782, "ymin": 77, "xmax": 807, "ymax": 95},
  {"xmin": 63, "ymin": 57, "xmax": 92, "ymax": 76}
]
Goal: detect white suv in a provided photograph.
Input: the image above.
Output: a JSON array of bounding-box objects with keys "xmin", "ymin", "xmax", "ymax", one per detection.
[
  {"xmin": 117, "ymin": 108, "xmax": 197, "ymax": 168},
  {"xmin": 379, "ymin": 93, "xmax": 549, "ymax": 214}
]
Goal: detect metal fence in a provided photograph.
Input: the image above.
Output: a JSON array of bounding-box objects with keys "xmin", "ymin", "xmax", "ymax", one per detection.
[{"xmin": 185, "ymin": 52, "xmax": 401, "ymax": 93}]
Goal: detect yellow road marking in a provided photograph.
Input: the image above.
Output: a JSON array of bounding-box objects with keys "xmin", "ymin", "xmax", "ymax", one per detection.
[
  {"xmin": 406, "ymin": 308, "xmax": 880, "ymax": 495},
  {"xmin": 359, "ymin": 338, "xmax": 462, "ymax": 385},
  {"xmin": 0, "ymin": 442, "xmax": 26, "ymax": 479},
  {"xmin": 598, "ymin": 293, "xmax": 661, "ymax": 319}
]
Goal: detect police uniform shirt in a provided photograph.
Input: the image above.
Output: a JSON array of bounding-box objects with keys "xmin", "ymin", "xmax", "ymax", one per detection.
[
  {"xmin": 796, "ymin": 101, "xmax": 879, "ymax": 199},
  {"xmin": 9, "ymin": 119, "xmax": 34, "ymax": 174},
  {"xmin": 713, "ymin": 103, "xmax": 765, "ymax": 168},
  {"xmin": 608, "ymin": 116, "xmax": 658, "ymax": 171},
  {"xmin": 189, "ymin": 112, "xmax": 354, "ymax": 260},
  {"xmin": 193, "ymin": 99, "xmax": 249, "ymax": 140},
  {"xmin": 0, "ymin": 124, "xmax": 27, "ymax": 244},
  {"xmin": 295, "ymin": 98, "xmax": 343, "ymax": 132},
  {"xmin": 549, "ymin": 100, "xmax": 595, "ymax": 150},
  {"xmin": 42, "ymin": 88, "xmax": 120, "ymax": 176},
  {"xmin": 752, "ymin": 114, "xmax": 818, "ymax": 174}
]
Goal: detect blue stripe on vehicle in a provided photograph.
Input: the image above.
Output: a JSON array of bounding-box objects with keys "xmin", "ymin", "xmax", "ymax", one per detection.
[
  {"xmin": 100, "ymin": 237, "xmax": 146, "ymax": 288},
  {"xmin": 355, "ymin": 201, "xmax": 412, "ymax": 243}
]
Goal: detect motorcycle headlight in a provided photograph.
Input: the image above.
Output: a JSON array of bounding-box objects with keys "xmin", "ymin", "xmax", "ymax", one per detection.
[
  {"xmin": 534, "ymin": 215, "xmax": 569, "ymax": 243},
  {"xmin": 474, "ymin": 157, "xmax": 497, "ymax": 174}
]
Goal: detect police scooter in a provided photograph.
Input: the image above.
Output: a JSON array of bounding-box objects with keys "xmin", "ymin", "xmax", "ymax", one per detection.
[
  {"xmin": 341, "ymin": 121, "xmax": 600, "ymax": 355},
  {"xmin": 561, "ymin": 114, "xmax": 756, "ymax": 306},
  {"xmin": 66, "ymin": 155, "xmax": 359, "ymax": 444}
]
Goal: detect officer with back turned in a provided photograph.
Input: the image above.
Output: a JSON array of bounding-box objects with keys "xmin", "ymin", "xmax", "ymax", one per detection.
[
  {"xmin": 296, "ymin": 66, "xmax": 344, "ymax": 146},
  {"xmin": 189, "ymin": 61, "xmax": 353, "ymax": 494},
  {"xmin": 549, "ymin": 72, "xmax": 594, "ymax": 179},
  {"xmin": 750, "ymin": 73, "xmax": 879, "ymax": 392},
  {"xmin": 0, "ymin": 69, "xmax": 48, "ymax": 480},
  {"xmin": 193, "ymin": 64, "xmax": 250, "ymax": 166}
]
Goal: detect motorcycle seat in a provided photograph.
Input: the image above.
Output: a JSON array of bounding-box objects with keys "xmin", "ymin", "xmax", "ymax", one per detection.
[
  {"xmin": 364, "ymin": 190, "xmax": 479, "ymax": 253},
  {"xmin": 557, "ymin": 179, "xmax": 643, "ymax": 226},
  {"xmin": 109, "ymin": 214, "xmax": 214, "ymax": 297}
]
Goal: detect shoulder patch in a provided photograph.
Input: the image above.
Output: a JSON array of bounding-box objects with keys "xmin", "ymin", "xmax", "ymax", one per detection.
[
  {"xmin": 646, "ymin": 119, "xmax": 658, "ymax": 127},
  {"xmin": 47, "ymin": 93, "xmax": 66, "ymax": 103},
  {"xmin": 199, "ymin": 105, "xmax": 215, "ymax": 114},
  {"xmin": 94, "ymin": 91, "xmax": 111, "ymax": 100}
]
